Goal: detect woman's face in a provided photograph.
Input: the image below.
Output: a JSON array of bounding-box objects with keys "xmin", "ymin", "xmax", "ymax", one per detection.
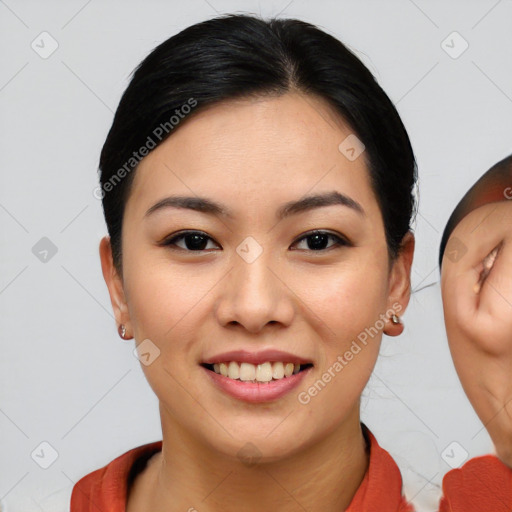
[{"xmin": 101, "ymin": 92, "xmax": 413, "ymax": 461}]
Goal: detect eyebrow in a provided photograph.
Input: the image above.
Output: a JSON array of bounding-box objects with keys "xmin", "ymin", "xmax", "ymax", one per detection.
[{"xmin": 144, "ymin": 191, "xmax": 365, "ymax": 220}]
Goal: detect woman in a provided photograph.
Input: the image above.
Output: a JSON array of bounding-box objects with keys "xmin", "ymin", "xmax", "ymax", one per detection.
[{"xmin": 71, "ymin": 13, "xmax": 509, "ymax": 511}]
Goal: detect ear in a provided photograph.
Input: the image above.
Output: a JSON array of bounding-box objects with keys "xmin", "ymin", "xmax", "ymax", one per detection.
[
  {"xmin": 385, "ymin": 231, "xmax": 415, "ymax": 336},
  {"xmin": 99, "ymin": 236, "xmax": 131, "ymax": 337}
]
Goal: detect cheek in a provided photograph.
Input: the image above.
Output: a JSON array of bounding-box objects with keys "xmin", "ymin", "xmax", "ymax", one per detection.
[
  {"xmin": 300, "ymin": 255, "xmax": 389, "ymax": 381},
  {"xmin": 123, "ymin": 251, "xmax": 216, "ymax": 343},
  {"xmin": 122, "ymin": 259, "xmax": 213, "ymax": 404},
  {"xmin": 294, "ymin": 255, "xmax": 389, "ymax": 334},
  {"xmin": 290, "ymin": 268, "xmax": 390, "ymax": 439}
]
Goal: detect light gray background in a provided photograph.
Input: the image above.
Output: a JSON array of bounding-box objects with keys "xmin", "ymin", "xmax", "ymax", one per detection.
[{"xmin": 1, "ymin": 1, "xmax": 511, "ymax": 511}]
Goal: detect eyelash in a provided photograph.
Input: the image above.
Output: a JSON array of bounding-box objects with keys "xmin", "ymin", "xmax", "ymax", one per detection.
[{"xmin": 160, "ymin": 230, "xmax": 351, "ymax": 253}]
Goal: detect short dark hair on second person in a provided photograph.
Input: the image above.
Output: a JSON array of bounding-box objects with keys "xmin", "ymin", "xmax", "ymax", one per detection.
[
  {"xmin": 98, "ymin": 13, "xmax": 418, "ymax": 275},
  {"xmin": 438, "ymin": 153, "xmax": 512, "ymax": 270}
]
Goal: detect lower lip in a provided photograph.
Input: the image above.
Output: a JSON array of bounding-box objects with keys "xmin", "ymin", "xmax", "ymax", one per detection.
[{"xmin": 203, "ymin": 366, "xmax": 312, "ymax": 403}]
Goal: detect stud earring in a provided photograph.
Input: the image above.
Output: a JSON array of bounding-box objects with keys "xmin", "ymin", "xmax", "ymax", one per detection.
[
  {"xmin": 391, "ymin": 314, "xmax": 401, "ymax": 325},
  {"xmin": 119, "ymin": 324, "xmax": 126, "ymax": 339}
]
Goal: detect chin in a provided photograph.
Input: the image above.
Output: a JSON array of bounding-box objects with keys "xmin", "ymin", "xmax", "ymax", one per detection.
[{"xmin": 201, "ymin": 418, "xmax": 317, "ymax": 464}]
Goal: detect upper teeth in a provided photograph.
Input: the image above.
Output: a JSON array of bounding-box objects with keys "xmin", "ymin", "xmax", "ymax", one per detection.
[{"xmin": 211, "ymin": 361, "xmax": 301, "ymax": 382}]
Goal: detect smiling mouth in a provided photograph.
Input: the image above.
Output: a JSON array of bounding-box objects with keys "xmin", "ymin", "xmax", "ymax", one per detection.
[{"xmin": 201, "ymin": 361, "xmax": 314, "ymax": 383}]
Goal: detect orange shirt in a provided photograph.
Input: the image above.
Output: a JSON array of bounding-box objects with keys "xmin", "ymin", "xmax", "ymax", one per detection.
[
  {"xmin": 70, "ymin": 424, "xmax": 511, "ymax": 511},
  {"xmin": 439, "ymin": 454, "xmax": 512, "ymax": 511}
]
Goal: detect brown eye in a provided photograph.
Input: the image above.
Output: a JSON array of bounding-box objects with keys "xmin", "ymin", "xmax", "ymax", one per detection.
[
  {"xmin": 162, "ymin": 231, "xmax": 220, "ymax": 251},
  {"xmin": 292, "ymin": 230, "xmax": 351, "ymax": 251}
]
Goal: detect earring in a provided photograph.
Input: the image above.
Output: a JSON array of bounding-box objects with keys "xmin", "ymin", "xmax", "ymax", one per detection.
[
  {"xmin": 119, "ymin": 324, "xmax": 127, "ymax": 339},
  {"xmin": 391, "ymin": 314, "xmax": 401, "ymax": 325},
  {"xmin": 385, "ymin": 313, "xmax": 403, "ymax": 336}
]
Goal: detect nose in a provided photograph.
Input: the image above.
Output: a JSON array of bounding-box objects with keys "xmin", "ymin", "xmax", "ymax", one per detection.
[{"xmin": 214, "ymin": 251, "xmax": 295, "ymax": 334}]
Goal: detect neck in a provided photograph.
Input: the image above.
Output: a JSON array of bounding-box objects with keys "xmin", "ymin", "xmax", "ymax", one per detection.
[{"xmin": 128, "ymin": 406, "xmax": 369, "ymax": 512}]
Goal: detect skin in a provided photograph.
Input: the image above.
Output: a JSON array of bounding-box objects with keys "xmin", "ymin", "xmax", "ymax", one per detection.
[
  {"xmin": 441, "ymin": 199, "xmax": 512, "ymax": 469},
  {"xmin": 99, "ymin": 91, "xmax": 414, "ymax": 511}
]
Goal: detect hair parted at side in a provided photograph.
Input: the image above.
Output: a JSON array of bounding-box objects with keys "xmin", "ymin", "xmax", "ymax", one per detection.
[{"xmin": 98, "ymin": 13, "xmax": 417, "ymax": 275}]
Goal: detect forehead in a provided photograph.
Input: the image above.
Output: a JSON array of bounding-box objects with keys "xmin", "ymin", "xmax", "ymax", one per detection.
[
  {"xmin": 125, "ymin": 92, "xmax": 379, "ymax": 221},
  {"xmin": 455, "ymin": 200, "xmax": 512, "ymax": 234}
]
